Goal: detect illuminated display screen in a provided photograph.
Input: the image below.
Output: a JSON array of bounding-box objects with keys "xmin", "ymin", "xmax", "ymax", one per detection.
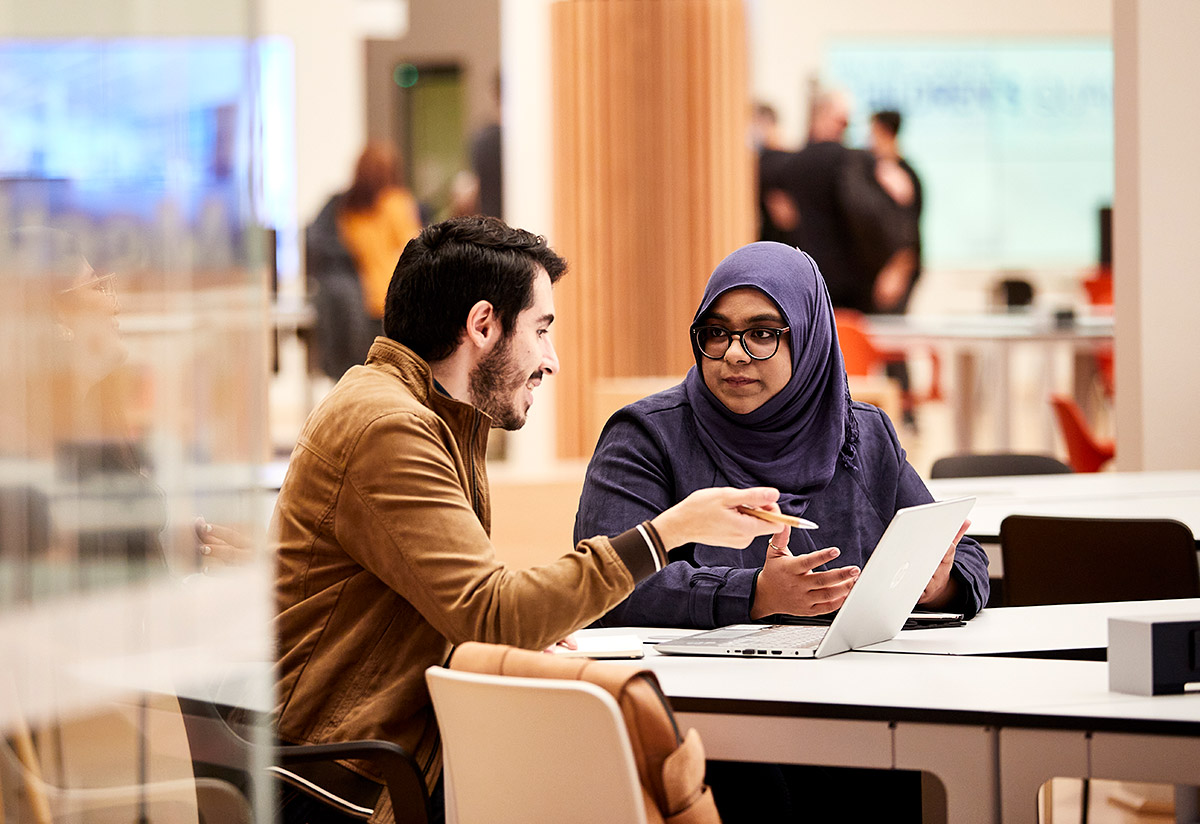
[
  {"xmin": 0, "ymin": 37, "xmax": 294, "ymax": 270},
  {"xmin": 827, "ymin": 40, "xmax": 1113, "ymax": 269}
]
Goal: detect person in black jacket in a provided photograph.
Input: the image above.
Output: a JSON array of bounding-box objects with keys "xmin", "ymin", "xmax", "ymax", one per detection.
[
  {"xmin": 764, "ymin": 90, "xmax": 914, "ymax": 315},
  {"xmin": 869, "ymin": 109, "xmax": 924, "ymax": 428},
  {"xmin": 305, "ymin": 194, "xmax": 376, "ymax": 380}
]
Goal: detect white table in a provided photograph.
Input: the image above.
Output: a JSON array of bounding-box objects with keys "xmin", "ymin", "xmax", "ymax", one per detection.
[
  {"xmin": 867, "ymin": 312, "xmax": 1114, "ymax": 452},
  {"xmin": 870, "ymin": 598, "xmax": 1200, "ymax": 656},
  {"xmin": 592, "ymin": 599, "xmax": 1200, "ymax": 824},
  {"xmin": 927, "ymin": 470, "xmax": 1200, "ymax": 543}
]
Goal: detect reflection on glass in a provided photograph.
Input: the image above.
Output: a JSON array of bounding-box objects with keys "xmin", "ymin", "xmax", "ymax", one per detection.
[
  {"xmin": 0, "ymin": 32, "xmax": 277, "ymax": 824},
  {"xmin": 1, "ymin": 227, "xmax": 167, "ymax": 602}
]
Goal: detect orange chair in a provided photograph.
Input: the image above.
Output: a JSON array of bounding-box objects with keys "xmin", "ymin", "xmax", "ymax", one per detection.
[
  {"xmin": 1082, "ymin": 271, "xmax": 1113, "ymax": 306},
  {"xmin": 834, "ymin": 310, "xmax": 885, "ymax": 377},
  {"xmin": 835, "ymin": 310, "xmax": 943, "ymax": 405},
  {"xmin": 1082, "ymin": 271, "xmax": 1115, "ymax": 397},
  {"xmin": 1050, "ymin": 395, "xmax": 1114, "ymax": 472}
]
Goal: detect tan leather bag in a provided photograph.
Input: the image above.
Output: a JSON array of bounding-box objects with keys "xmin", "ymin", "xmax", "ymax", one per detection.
[{"xmin": 447, "ymin": 641, "xmax": 720, "ymax": 824}]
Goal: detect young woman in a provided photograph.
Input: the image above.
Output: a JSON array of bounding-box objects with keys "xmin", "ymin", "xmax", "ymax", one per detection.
[
  {"xmin": 574, "ymin": 240, "xmax": 989, "ymax": 823},
  {"xmin": 576, "ymin": 241, "xmax": 988, "ymax": 627}
]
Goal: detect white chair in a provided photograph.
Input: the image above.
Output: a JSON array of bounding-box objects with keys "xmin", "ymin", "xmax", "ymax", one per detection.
[{"xmin": 425, "ymin": 666, "xmax": 649, "ymax": 824}]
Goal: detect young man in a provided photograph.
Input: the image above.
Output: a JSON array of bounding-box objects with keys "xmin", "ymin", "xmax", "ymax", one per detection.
[
  {"xmin": 272, "ymin": 216, "xmax": 782, "ymax": 823},
  {"xmin": 867, "ymin": 109, "xmax": 923, "ymax": 313}
]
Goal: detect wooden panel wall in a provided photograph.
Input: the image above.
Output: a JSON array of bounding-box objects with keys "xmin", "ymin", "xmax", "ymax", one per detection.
[{"xmin": 551, "ymin": 0, "xmax": 755, "ymax": 458}]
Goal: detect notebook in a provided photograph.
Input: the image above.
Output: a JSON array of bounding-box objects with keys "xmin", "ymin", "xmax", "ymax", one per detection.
[
  {"xmin": 549, "ymin": 634, "xmax": 645, "ymax": 659},
  {"xmin": 653, "ymin": 496, "xmax": 976, "ymax": 659}
]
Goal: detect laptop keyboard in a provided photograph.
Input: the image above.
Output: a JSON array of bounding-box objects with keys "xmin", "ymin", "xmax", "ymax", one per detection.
[{"xmin": 746, "ymin": 624, "xmax": 828, "ymax": 650}]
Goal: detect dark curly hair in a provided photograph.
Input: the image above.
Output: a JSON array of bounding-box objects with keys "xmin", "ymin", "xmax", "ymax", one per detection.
[{"xmin": 383, "ymin": 216, "xmax": 567, "ymax": 362}]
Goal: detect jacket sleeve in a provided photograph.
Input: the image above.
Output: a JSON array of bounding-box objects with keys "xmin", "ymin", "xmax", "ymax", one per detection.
[
  {"xmin": 836, "ymin": 148, "xmax": 917, "ymax": 267},
  {"xmin": 574, "ymin": 412, "xmax": 760, "ymax": 629},
  {"xmin": 335, "ymin": 410, "xmax": 656, "ymax": 650}
]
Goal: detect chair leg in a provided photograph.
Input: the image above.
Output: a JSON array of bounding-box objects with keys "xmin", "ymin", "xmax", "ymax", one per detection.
[
  {"xmin": 10, "ymin": 718, "xmax": 54, "ymax": 824},
  {"xmin": 1080, "ymin": 777, "xmax": 1090, "ymax": 824}
]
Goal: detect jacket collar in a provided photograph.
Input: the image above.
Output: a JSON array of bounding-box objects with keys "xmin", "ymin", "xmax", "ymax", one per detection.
[{"xmin": 364, "ymin": 337, "xmax": 496, "ymax": 431}]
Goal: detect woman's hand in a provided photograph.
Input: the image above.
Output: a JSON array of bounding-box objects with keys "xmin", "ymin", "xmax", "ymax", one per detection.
[
  {"xmin": 917, "ymin": 519, "xmax": 970, "ymax": 608},
  {"xmin": 749, "ymin": 526, "xmax": 860, "ymax": 619}
]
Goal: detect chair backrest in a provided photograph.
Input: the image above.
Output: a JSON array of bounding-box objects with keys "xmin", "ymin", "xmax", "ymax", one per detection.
[
  {"xmin": 1082, "ymin": 272, "xmax": 1113, "ymax": 307},
  {"xmin": 427, "ymin": 667, "xmax": 649, "ymax": 824},
  {"xmin": 429, "ymin": 641, "xmax": 719, "ymax": 824},
  {"xmin": 992, "ymin": 277, "xmax": 1035, "ymax": 309},
  {"xmin": 1049, "ymin": 395, "xmax": 1115, "ymax": 472},
  {"xmin": 1000, "ymin": 515, "xmax": 1200, "ymax": 607},
  {"xmin": 930, "ymin": 453, "xmax": 1072, "ymax": 479}
]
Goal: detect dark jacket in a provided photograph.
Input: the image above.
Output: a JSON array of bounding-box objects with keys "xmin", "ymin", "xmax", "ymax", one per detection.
[
  {"xmin": 305, "ymin": 194, "xmax": 374, "ymax": 379},
  {"xmin": 574, "ymin": 384, "xmax": 989, "ymax": 628}
]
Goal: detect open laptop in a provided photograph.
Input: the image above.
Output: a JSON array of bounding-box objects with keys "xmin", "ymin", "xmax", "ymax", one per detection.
[{"xmin": 654, "ymin": 496, "xmax": 976, "ymax": 659}]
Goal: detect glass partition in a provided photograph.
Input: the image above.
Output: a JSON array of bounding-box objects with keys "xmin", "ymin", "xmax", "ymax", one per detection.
[{"xmin": 0, "ymin": 4, "xmax": 278, "ymax": 821}]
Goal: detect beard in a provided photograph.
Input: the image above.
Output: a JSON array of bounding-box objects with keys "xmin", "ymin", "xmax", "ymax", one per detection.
[{"xmin": 468, "ymin": 335, "xmax": 538, "ymax": 431}]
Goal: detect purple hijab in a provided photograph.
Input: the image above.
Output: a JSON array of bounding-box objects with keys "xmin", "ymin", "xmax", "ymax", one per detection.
[{"xmin": 682, "ymin": 242, "xmax": 858, "ymax": 514}]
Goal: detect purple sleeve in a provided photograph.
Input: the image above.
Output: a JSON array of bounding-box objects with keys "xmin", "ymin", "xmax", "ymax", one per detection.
[{"xmin": 574, "ymin": 413, "xmax": 759, "ymax": 628}]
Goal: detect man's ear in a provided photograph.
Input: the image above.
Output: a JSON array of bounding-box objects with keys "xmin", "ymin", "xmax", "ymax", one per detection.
[{"xmin": 463, "ymin": 300, "xmax": 499, "ymax": 351}]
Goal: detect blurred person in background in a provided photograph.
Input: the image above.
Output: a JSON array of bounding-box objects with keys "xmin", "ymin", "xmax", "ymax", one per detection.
[
  {"xmin": 0, "ymin": 226, "xmax": 250, "ymax": 823},
  {"xmin": 1, "ymin": 226, "xmax": 166, "ymax": 589},
  {"xmin": 0, "ymin": 227, "xmax": 249, "ymax": 594},
  {"xmin": 448, "ymin": 71, "xmax": 504, "ymax": 221},
  {"xmin": 765, "ymin": 89, "xmax": 914, "ymax": 315},
  {"xmin": 307, "ymin": 142, "xmax": 422, "ymax": 382},
  {"xmin": 470, "ymin": 71, "xmax": 504, "ymax": 220},
  {"xmin": 752, "ymin": 101, "xmax": 794, "ymax": 245},
  {"xmin": 867, "ymin": 109, "xmax": 922, "ymax": 314},
  {"xmin": 868, "ymin": 109, "xmax": 924, "ymax": 428},
  {"xmin": 339, "ymin": 142, "xmax": 423, "ymax": 325}
]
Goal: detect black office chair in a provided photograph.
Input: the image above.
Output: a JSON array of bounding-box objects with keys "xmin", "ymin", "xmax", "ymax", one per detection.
[
  {"xmin": 993, "ymin": 277, "xmax": 1035, "ymax": 310},
  {"xmin": 999, "ymin": 514, "xmax": 1200, "ymax": 824},
  {"xmin": 999, "ymin": 515, "xmax": 1200, "ymax": 607},
  {"xmin": 179, "ymin": 696, "xmax": 431, "ymax": 824},
  {"xmin": 929, "ymin": 453, "xmax": 1072, "ymax": 479},
  {"xmin": 931, "ymin": 453, "xmax": 1072, "ymax": 610}
]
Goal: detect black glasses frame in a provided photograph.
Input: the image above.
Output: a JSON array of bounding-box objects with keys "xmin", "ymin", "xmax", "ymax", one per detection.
[{"xmin": 691, "ymin": 325, "xmax": 790, "ymax": 361}]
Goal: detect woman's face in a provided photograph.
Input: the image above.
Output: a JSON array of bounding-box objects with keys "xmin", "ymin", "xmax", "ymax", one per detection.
[
  {"xmin": 56, "ymin": 262, "xmax": 127, "ymax": 381},
  {"xmin": 698, "ymin": 287, "xmax": 792, "ymax": 415}
]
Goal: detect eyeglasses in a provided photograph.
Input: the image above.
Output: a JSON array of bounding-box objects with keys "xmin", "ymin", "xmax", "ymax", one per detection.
[
  {"xmin": 59, "ymin": 272, "xmax": 117, "ymax": 299},
  {"xmin": 691, "ymin": 325, "xmax": 790, "ymax": 361}
]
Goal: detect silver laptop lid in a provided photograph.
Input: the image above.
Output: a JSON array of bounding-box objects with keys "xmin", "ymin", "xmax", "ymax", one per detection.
[
  {"xmin": 653, "ymin": 496, "xmax": 975, "ymax": 659},
  {"xmin": 814, "ymin": 496, "xmax": 975, "ymax": 657}
]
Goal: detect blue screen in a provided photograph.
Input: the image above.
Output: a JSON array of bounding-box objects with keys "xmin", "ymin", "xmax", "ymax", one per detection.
[
  {"xmin": 827, "ymin": 40, "xmax": 1112, "ymax": 270},
  {"xmin": 0, "ymin": 37, "xmax": 294, "ymax": 273}
]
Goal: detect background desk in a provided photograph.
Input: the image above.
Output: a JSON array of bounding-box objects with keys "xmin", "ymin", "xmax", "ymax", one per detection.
[
  {"xmin": 927, "ymin": 470, "xmax": 1200, "ymax": 544},
  {"xmin": 871, "ymin": 598, "xmax": 1200, "ymax": 657},
  {"xmin": 867, "ymin": 313, "xmax": 1113, "ymax": 452}
]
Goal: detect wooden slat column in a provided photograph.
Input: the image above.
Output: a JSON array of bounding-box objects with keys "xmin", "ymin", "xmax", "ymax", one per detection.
[{"xmin": 551, "ymin": 0, "xmax": 754, "ymax": 458}]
